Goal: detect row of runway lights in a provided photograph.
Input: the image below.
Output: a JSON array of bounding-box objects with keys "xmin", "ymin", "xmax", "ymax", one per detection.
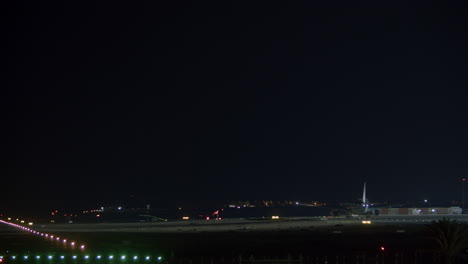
[
  {"xmin": 0, "ymin": 255, "xmax": 162, "ymax": 261},
  {"xmin": 0, "ymin": 220, "xmax": 85, "ymax": 250}
]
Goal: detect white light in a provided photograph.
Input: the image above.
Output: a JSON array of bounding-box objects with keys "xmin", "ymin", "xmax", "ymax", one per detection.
[
  {"xmin": 97, "ymin": 255, "xmax": 101, "ymax": 259},
  {"xmin": 84, "ymin": 255, "xmax": 89, "ymax": 259},
  {"xmin": 48, "ymin": 256, "xmax": 53, "ymax": 259},
  {"xmin": 109, "ymin": 256, "xmax": 114, "ymax": 259},
  {"xmin": 72, "ymin": 256, "xmax": 77, "ymax": 259},
  {"xmin": 133, "ymin": 256, "xmax": 138, "ymax": 260},
  {"xmin": 157, "ymin": 256, "xmax": 162, "ymax": 261},
  {"xmin": 145, "ymin": 256, "xmax": 150, "ymax": 260},
  {"xmin": 60, "ymin": 256, "xmax": 64, "ymax": 259}
]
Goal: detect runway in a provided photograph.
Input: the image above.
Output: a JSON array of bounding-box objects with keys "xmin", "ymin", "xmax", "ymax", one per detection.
[{"xmin": 26, "ymin": 214, "xmax": 468, "ymax": 233}]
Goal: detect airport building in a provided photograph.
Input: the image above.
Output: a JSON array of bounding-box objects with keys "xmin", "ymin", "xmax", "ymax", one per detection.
[{"xmin": 377, "ymin": 206, "xmax": 462, "ymax": 216}]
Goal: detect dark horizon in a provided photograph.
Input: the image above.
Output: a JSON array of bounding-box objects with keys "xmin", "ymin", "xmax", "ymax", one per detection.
[{"xmin": 4, "ymin": 1, "xmax": 468, "ymax": 214}]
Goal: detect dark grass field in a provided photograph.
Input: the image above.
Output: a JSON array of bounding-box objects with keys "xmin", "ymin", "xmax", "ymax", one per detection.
[
  {"xmin": 1, "ymin": 223, "xmax": 435, "ymax": 259},
  {"xmin": 61, "ymin": 224, "xmax": 432, "ymax": 255}
]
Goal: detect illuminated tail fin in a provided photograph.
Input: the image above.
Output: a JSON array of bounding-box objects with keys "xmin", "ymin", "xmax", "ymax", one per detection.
[{"xmin": 362, "ymin": 181, "xmax": 368, "ymax": 213}]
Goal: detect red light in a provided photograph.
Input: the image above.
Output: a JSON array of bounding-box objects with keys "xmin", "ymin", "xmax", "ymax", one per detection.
[
  {"xmin": 463, "ymin": 178, "xmax": 466, "ymax": 182},
  {"xmin": 380, "ymin": 246, "xmax": 385, "ymax": 251}
]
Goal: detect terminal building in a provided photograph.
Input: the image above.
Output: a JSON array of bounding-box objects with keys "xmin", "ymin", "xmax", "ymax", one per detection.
[{"xmin": 376, "ymin": 206, "xmax": 462, "ymax": 216}]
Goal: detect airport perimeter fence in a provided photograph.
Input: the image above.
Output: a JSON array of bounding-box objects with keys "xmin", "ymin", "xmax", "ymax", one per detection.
[{"xmin": 168, "ymin": 251, "xmax": 468, "ymax": 264}]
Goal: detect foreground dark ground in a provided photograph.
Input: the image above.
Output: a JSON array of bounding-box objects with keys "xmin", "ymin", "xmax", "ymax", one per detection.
[
  {"xmin": 2, "ymin": 222, "xmax": 444, "ymax": 262},
  {"xmin": 5, "ymin": 221, "xmax": 468, "ymax": 263}
]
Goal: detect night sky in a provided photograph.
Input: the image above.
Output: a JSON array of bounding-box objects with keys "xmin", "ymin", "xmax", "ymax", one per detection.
[{"xmin": 4, "ymin": 1, "xmax": 468, "ymax": 212}]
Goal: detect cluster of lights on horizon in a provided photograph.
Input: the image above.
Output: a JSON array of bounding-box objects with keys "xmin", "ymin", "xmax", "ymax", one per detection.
[{"xmin": 0, "ymin": 220, "xmax": 85, "ymax": 250}]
